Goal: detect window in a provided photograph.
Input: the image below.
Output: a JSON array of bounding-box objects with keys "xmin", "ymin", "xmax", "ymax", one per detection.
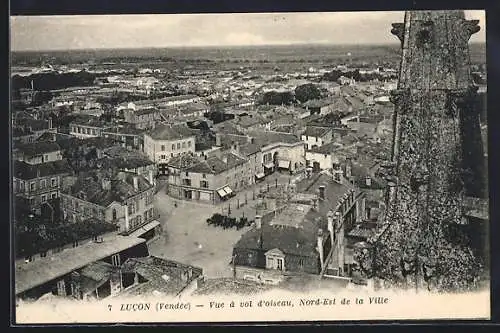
[
  {"xmin": 276, "ymin": 258, "xmax": 283, "ymax": 271},
  {"xmin": 40, "ymin": 251, "xmax": 47, "ymax": 258},
  {"xmin": 161, "ymin": 155, "xmax": 166, "ymax": 160},
  {"xmin": 41, "ymin": 195, "xmax": 47, "ymax": 203},
  {"xmin": 112, "ymin": 208, "xmax": 117, "ymax": 220},
  {"xmin": 172, "ymin": 144, "xmax": 175, "ymax": 150},
  {"xmin": 267, "ymin": 257, "xmax": 274, "ymax": 269},
  {"xmin": 182, "ymin": 142, "xmax": 186, "ymax": 148},
  {"xmin": 72, "ymin": 240, "xmax": 79, "ymax": 248},
  {"xmin": 51, "ymin": 178, "xmax": 57, "ymax": 187},
  {"xmin": 182, "ymin": 178, "xmax": 192, "ymax": 186},
  {"xmin": 161, "ymin": 145, "xmax": 165, "ymax": 151},
  {"xmin": 30, "ymin": 182, "xmax": 35, "ymax": 191},
  {"xmin": 185, "ymin": 172, "xmax": 189, "ymax": 177},
  {"xmin": 188, "ymin": 141, "xmax": 192, "ymax": 148},
  {"xmin": 299, "ymin": 259, "xmax": 304, "ymax": 268},
  {"xmin": 177, "ymin": 142, "xmax": 181, "ymax": 149},
  {"xmin": 200, "ymin": 180, "xmax": 209, "ymax": 188},
  {"xmin": 40, "ymin": 179, "xmax": 46, "ymax": 188},
  {"xmin": 202, "ymin": 174, "xmax": 206, "ymax": 178},
  {"xmin": 51, "ymin": 192, "xmax": 57, "ymax": 199},
  {"xmin": 111, "ymin": 254, "xmax": 121, "ymax": 267}
]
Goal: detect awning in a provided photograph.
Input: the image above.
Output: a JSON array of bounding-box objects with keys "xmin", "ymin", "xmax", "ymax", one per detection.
[
  {"xmin": 223, "ymin": 186, "xmax": 233, "ymax": 196},
  {"xmin": 264, "ymin": 162, "xmax": 274, "ymax": 169},
  {"xmin": 128, "ymin": 220, "xmax": 161, "ymax": 238},
  {"xmin": 255, "ymin": 172, "xmax": 265, "ymax": 179},
  {"xmin": 217, "ymin": 188, "xmax": 228, "ymax": 197},
  {"xmin": 278, "ymin": 160, "xmax": 290, "ymax": 169}
]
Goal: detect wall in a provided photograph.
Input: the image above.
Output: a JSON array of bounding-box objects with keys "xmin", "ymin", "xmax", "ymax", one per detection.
[
  {"xmin": 14, "ymin": 174, "xmax": 68, "ymax": 210},
  {"xmin": 144, "ymin": 134, "xmax": 195, "ymax": 163},
  {"xmin": 22, "ymin": 150, "xmax": 62, "ymax": 165},
  {"xmin": 305, "ymin": 151, "xmax": 332, "ymax": 170},
  {"xmin": 70, "ymin": 124, "xmax": 105, "ymax": 139}
]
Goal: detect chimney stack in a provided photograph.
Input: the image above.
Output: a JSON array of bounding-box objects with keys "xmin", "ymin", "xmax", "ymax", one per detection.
[
  {"xmin": 318, "ymin": 185, "xmax": 326, "ymax": 200},
  {"xmin": 365, "ymin": 176, "xmax": 372, "ymax": 187},
  {"xmin": 148, "ymin": 169, "xmax": 154, "ymax": 186},
  {"xmin": 317, "ymin": 228, "xmax": 325, "ymax": 271},
  {"xmin": 255, "ymin": 215, "xmax": 262, "ymax": 229},
  {"xmin": 102, "ymin": 178, "xmax": 111, "ymax": 190},
  {"xmin": 345, "ymin": 158, "xmax": 352, "ymax": 179},
  {"xmin": 133, "ymin": 176, "xmax": 139, "ymax": 191}
]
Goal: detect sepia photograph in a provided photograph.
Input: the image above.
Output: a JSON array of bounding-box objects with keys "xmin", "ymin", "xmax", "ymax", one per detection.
[{"xmin": 10, "ymin": 9, "xmax": 490, "ymax": 323}]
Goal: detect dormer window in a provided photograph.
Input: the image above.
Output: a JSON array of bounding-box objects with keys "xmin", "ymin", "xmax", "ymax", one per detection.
[{"xmin": 265, "ymin": 248, "xmax": 285, "ymax": 271}]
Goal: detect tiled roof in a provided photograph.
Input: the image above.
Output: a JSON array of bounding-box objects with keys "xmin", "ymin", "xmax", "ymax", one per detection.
[
  {"xmin": 194, "ymin": 278, "xmax": 270, "ymax": 296},
  {"xmin": 187, "ymin": 152, "xmax": 247, "ymax": 174},
  {"xmin": 146, "ymin": 124, "xmax": 196, "ymax": 141},
  {"xmin": 167, "ymin": 154, "xmax": 202, "ymax": 169},
  {"xmin": 303, "ymin": 98, "xmax": 333, "ymax": 109},
  {"xmin": 213, "ymin": 122, "xmax": 245, "ymax": 135},
  {"xmin": 309, "ymin": 141, "xmax": 342, "ymax": 154},
  {"xmin": 15, "ymin": 142, "xmax": 61, "ymax": 157},
  {"xmin": 295, "ymin": 173, "xmax": 354, "ymax": 216},
  {"xmin": 79, "ymin": 261, "xmax": 119, "ymax": 294},
  {"xmin": 233, "ymin": 224, "xmax": 318, "ymax": 258},
  {"xmin": 13, "ymin": 159, "xmax": 73, "ymax": 180},
  {"xmin": 66, "ymin": 171, "xmax": 153, "ymax": 206},
  {"xmin": 120, "ymin": 256, "xmax": 203, "ymax": 297},
  {"xmin": 239, "ymin": 143, "xmax": 261, "ymax": 156},
  {"xmin": 302, "ymin": 126, "xmax": 332, "ymax": 138},
  {"xmin": 247, "ymin": 130, "xmax": 301, "ymax": 147}
]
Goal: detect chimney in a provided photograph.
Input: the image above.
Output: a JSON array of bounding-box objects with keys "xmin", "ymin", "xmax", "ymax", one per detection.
[
  {"xmin": 365, "ymin": 176, "xmax": 372, "ymax": 187},
  {"xmin": 133, "ymin": 176, "xmax": 139, "ymax": 191},
  {"xmin": 215, "ymin": 133, "xmax": 222, "ymax": 146},
  {"xmin": 102, "ymin": 178, "xmax": 111, "ymax": 190},
  {"xmin": 232, "ymin": 142, "xmax": 239, "ymax": 153},
  {"xmin": 148, "ymin": 169, "xmax": 154, "ymax": 185},
  {"xmin": 317, "ymin": 228, "xmax": 325, "ymax": 271},
  {"xmin": 318, "ymin": 185, "xmax": 326, "ymax": 200},
  {"xmin": 124, "ymin": 204, "xmax": 130, "ymax": 230},
  {"xmin": 345, "ymin": 158, "xmax": 352, "ymax": 179},
  {"xmin": 327, "ymin": 211, "xmax": 334, "ymax": 234},
  {"xmin": 255, "ymin": 215, "xmax": 262, "ymax": 229}
]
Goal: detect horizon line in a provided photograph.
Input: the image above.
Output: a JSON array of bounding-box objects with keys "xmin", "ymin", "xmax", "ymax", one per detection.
[
  {"xmin": 11, "ymin": 40, "xmax": 486, "ymax": 53},
  {"xmin": 10, "ymin": 41, "xmax": 405, "ymax": 53}
]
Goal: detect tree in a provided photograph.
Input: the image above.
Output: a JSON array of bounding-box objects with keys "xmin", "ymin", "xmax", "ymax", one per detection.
[
  {"xmin": 258, "ymin": 91, "xmax": 294, "ymax": 106},
  {"xmin": 294, "ymin": 83, "xmax": 321, "ymax": 103}
]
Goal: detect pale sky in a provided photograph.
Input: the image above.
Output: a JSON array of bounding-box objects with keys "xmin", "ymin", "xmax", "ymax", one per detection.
[{"xmin": 10, "ymin": 10, "xmax": 486, "ymax": 51}]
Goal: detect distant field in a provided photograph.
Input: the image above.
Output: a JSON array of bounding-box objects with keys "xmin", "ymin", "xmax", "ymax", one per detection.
[{"xmin": 11, "ymin": 43, "xmax": 487, "ymax": 67}]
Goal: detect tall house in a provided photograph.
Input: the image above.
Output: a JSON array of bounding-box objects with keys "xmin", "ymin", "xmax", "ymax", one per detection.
[{"xmin": 359, "ymin": 11, "xmax": 487, "ymax": 291}]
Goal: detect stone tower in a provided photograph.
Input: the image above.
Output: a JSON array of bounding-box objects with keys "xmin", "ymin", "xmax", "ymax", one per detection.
[{"xmin": 355, "ymin": 11, "xmax": 487, "ymax": 292}]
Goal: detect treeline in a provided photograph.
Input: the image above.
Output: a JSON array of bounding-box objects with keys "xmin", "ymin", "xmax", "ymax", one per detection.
[
  {"xmin": 16, "ymin": 219, "xmax": 118, "ymax": 258},
  {"xmin": 322, "ymin": 69, "xmax": 398, "ymax": 82},
  {"xmin": 11, "ymin": 71, "xmax": 97, "ymax": 93}
]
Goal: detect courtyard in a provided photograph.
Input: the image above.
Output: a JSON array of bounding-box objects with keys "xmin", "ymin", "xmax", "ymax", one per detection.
[{"xmin": 148, "ymin": 171, "xmax": 298, "ymax": 278}]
